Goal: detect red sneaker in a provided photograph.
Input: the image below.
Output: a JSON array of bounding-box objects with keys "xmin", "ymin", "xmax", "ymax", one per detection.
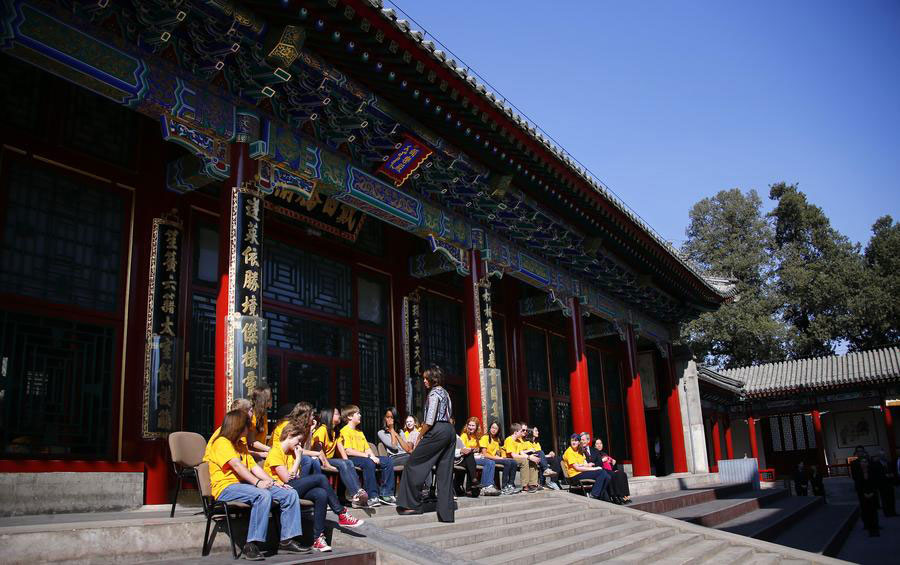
[
  {"xmin": 338, "ymin": 511, "xmax": 364, "ymax": 528},
  {"xmin": 312, "ymin": 535, "xmax": 332, "ymax": 552}
]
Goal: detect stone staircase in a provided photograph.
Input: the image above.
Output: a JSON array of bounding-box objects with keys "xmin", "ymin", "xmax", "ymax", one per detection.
[
  {"xmin": 346, "ymin": 489, "xmax": 850, "ymax": 564},
  {"xmin": 630, "ymin": 483, "xmax": 858, "ymax": 557}
]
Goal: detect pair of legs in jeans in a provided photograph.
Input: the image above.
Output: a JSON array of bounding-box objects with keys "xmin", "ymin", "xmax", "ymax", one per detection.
[
  {"xmin": 327, "ymin": 458, "xmax": 364, "ymax": 497},
  {"xmin": 571, "ymin": 469, "xmax": 611, "ymax": 500},
  {"xmin": 286, "ymin": 474, "xmax": 344, "ymax": 540},
  {"xmin": 300, "ymin": 455, "xmax": 321, "ymax": 477},
  {"xmin": 474, "ymin": 457, "xmax": 497, "ymax": 488},
  {"xmin": 217, "ymin": 484, "xmax": 301, "ymax": 544},
  {"xmin": 493, "ymin": 458, "xmax": 518, "ymax": 489},
  {"xmin": 348, "ymin": 455, "xmax": 395, "ymax": 499}
]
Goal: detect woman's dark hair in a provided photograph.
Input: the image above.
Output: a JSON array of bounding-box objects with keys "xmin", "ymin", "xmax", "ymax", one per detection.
[
  {"xmin": 423, "ymin": 365, "xmax": 444, "ymax": 388},
  {"xmin": 220, "ymin": 409, "xmax": 250, "ymax": 446},
  {"xmin": 488, "ymin": 419, "xmax": 503, "ymax": 442},
  {"xmin": 249, "ymin": 384, "xmax": 271, "ymax": 433},
  {"xmin": 316, "ymin": 407, "xmax": 336, "ymax": 440},
  {"xmin": 383, "ymin": 406, "xmax": 400, "ymax": 432}
]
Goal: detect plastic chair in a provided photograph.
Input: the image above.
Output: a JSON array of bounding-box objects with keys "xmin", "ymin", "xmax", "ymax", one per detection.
[{"xmin": 168, "ymin": 431, "xmax": 207, "ymax": 517}]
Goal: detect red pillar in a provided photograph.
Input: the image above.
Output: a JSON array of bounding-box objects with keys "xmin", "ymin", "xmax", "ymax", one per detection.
[
  {"xmin": 884, "ymin": 402, "xmax": 897, "ymax": 463},
  {"xmin": 463, "ymin": 248, "xmax": 484, "ymax": 421},
  {"xmin": 748, "ymin": 415, "xmax": 759, "ymax": 461},
  {"xmin": 724, "ymin": 415, "xmax": 734, "ymax": 460},
  {"xmin": 664, "ymin": 345, "xmax": 688, "ymax": 473},
  {"xmin": 711, "ymin": 414, "xmax": 723, "ymax": 468},
  {"xmin": 623, "ymin": 324, "xmax": 651, "ymax": 476},
  {"xmin": 567, "ymin": 298, "xmax": 592, "ymax": 437},
  {"xmin": 214, "ymin": 142, "xmax": 254, "ymax": 427},
  {"xmin": 811, "ymin": 409, "xmax": 827, "ymax": 471}
]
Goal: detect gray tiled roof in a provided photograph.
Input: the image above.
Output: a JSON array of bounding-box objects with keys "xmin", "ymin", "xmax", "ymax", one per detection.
[
  {"xmin": 364, "ymin": 0, "xmax": 732, "ymax": 299},
  {"xmin": 715, "ymin": 346, "xmax": 900, "ymax": 398}
]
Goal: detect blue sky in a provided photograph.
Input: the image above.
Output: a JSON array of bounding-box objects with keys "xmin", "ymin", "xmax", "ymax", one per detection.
[{"xmin": 387, "ymin": 0, "xmax": 900, "ymax": 248}]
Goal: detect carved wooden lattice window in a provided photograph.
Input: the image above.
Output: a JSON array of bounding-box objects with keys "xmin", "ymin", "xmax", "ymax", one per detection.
[
  {"xmin": 550, "ymin": 335, "xmax": 570, "ymax": 398},
  {"xmin": 524, "ymin": 328, "xmax": 549, "ymax": 392},
  {"xmin": 768, "ymin": 414, "xmax": 816, "ymax": 453},
  {"xmin": 528, "ymin": 397, "xmax": 552, "ymax": 446},
  {"xmin": 0, "ymin": 160, "xmax": 123, "ymax": 312},
  {"xmin": 586, "ymin": 349, "xmax": 609, "ymax": 447},
  {"xmin": 264, "ymin": 310, "xmax": 351, "ymax": 359},
  {"xmin": 0, "ymin": 309, "xmax": 115, "ymax": 457},
  {"xmin": 286, "ymin": 360, "xmax": 330, "ymax": 413},
  {"xmin": 359, "ymin": 332, "xmax": 389, "ymax": 437},
  {"xmin": 603, "ymin": 355, "xmax": 628, "ymax": 458},
  {"xmin": 420, "ymin": 294, "xmax": 463, "ymax": 378},
  {"xmin": 62, "ymin": 83, "xmax": 138, "ymax": 169},
  {"xmin": 186, "ymin": 294, "xmax": 217, "ymax": 438},
  {"xmin": 556, "ymin": 400, "xmax": 573, "ymax": 453},
  {"xmin": 263, "ymin": 239, "xmax": 351, "ymax": 317}
]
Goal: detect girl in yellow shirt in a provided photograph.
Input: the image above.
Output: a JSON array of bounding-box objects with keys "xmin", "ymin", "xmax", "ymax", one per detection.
[
  {"xmin": 248, "ymin": 385, "xmax": 272, "ymax": 460},
  {"xmin": 561, "ymin": 434, "xmax": 610, "ymax": 500},
  {"xmin": 480, "ymin": 420, "xmax": 519, "ymax": 494},
  {"xmin": 205, "ymin": 408, "xmax": 304, "ymax": 559},
  {"xmin": 311, "ymin": 407, "xmax": 369, "ymax": 508},
  {"xmin": 264, "ymin": 421, "xmax": 362, "ymax": 552},
  {"xmin": 338, "ymin": 404, "xmax": 396, "ymax": 506},
  {"xmin": 459, "ymin": 417, "xmax": 500, "ymax": 496}
]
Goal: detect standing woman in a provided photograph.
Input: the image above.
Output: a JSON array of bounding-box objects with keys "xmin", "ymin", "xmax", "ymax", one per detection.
[{"xmin": 396, "ymin": 366, "xmax": 457, "ymax": 521}]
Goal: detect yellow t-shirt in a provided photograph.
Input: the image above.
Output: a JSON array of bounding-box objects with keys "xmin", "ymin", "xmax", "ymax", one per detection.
[
  {"xmin": 338, "ymin": 426, "xmax": 369, "ymax": 453},
  {"xmin": 270, "ymin": 420, "xmax": 288, "ymax": 448},
  {"xmin": 562, "ymin": 447, "xmax": 587, "ymax": 478},
  {"xmin": 479, "ymin": 435, "xmax": 501, "ymax": 456},
  {"xmin": 311, "ymin": 425, "xmax": 336, "ymax": 458},
  {"xmin": 503, "ymin": 435, "xmax": 525, "ymax": 456},
  {"xmin": 460, "ymin": 432, "xmax": 480, "ymax": 450},
  {"xmin": 207, "ymin": 436, "xmax": 257, "ymax": 499},
  {"xmin": 263, "ymin": 438, "xmax": 296, "ymax": 481},
  {"xmin": 204, "ymin": 426, "xmax": 245, "ymax": 462}
]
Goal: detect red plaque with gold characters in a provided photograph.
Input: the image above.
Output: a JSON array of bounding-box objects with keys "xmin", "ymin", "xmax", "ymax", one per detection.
[{"xmin": 378, "ymin": 135, "xmax": 433, "ymax": 186}]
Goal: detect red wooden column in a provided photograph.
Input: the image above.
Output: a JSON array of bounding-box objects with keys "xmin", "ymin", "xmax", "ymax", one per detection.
[
  {"xmin": 214, "ymin": 141, "xmax": 255, "ymax": 427},
  {"xmin": 884, "ymin": 401, "xmax": 897, "ymax": 463},
  {"xmin": 711, "ymin": 413, "xmax": 723, "ymax": 468},
  {"xmin": 747, "ymin": 415, "xmax": 760, "ymax": 461},
  {"xmin": 623, "ymin": 324, "xmax": 651, "ymax": 476},
  {"xmin": 664, "ymin": 344, "xmax": 688, "ymax": 473},
  {"xmin": 463, "ymin": 248, "xmax": 485, "ymax": 421},
  {"xmin": 811, "ymin": 409, "xmax": 827, "ymax": 470},
  {"xmin": 567, "ymin": 298, "xmax": 592, "ymax": 437},
  {"xmin": 724, "ymin": 414, "xmax": 734, "ymax": 459}
]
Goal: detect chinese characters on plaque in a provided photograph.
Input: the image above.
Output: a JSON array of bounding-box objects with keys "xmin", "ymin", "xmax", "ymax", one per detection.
[
  {"xmin": 480, "ymin": 282, "xmax": 504, "ymax": 424},
  {"xmin": 142, "ymin": 213, "xmax": 183, "ymax": 438}
]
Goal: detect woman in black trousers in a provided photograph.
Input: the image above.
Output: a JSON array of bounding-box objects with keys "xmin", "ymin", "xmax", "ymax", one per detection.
[{"xmin": 396, "ymin": 366, "xmax": 457, "ymax": 522}]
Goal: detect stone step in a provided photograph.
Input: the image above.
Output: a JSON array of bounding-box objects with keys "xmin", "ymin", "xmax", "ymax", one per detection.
[
  {"xmin": 717, "ymin": 495, "xmax": 824, "ymax": 541},
  {"xmin": 387, "ymin": 501, "xmax": 578, "ymax": 538},
  {"xmin": 137, "ymin": 548, "xmax": 376, "ymax": 564},
  {"xmin": 368, "ymin": 492, "xmax": 566, "ymax": 528},
  {"xmin": 629, "ymin": 483, "xmax": 751, "ymax": 514},
  {"xmin": 768, "ymin": 503, "xmax": 858, "ymax": 556},
  {"xmin": 649, "ymin": 538, "xmax": 730, "ymax": 565},
  {"xmin": 744, "ymin": 553, "xmax": 783, "ymax": 565},
  {"xmin": 600, "ymin": 532, "xmax": 700, "ymax": 563},
  {"xmin": 419, "ymin": 509, "xmax": 622, "ymax": 550},
  {"xmin": 490, "ymin": 525, "xmax": 676, "ymax": 565},
  {"xmin": 663, "ymin": 489, "xmax": 788, "ymax": 527},
  {"xmin": 448, "ymin": 515, "xmax": 642, "ymax": 560},
  {"xmin": 698, "ymin": 545, "xmax": 755, "ymax": 563}
]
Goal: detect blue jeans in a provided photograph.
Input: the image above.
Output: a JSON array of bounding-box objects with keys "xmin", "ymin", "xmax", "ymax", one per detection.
[
  {"xmin": 327, "ymin": 458, "xmax": 361, "ymax": 493},
  {"xmin": 300, "ymin": 455, "xmax": 322, "ymax": 477},
  {"xmin": 349, "ymin": 455, "xmax": 395, "ymax": 498},
  {"xmin": 496, "ymin": 458, "xmax": 518, "ymax": 487},
  {"xmin": 536, "ymin": 451, "xmax": 549, "ymax": 484},
  {"xmin": 288, "ymin": 474, "xmax": 344, "ymax": 539},
  {"xmin": 572, "ymin": 469, "xmax": 611, "ymax": 499},
  {"xmin": 475, "ymin": 457, "xmax": 497, "ymax": 487},
  {"xmin": 217, "ymin": 483, "xmax": 301, "ymax": 543}
]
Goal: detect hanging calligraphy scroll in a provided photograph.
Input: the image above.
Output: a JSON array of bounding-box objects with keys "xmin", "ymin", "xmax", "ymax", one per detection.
[
  {"xmin": 403, "ymin": 290, "xmax": 424, "ymax": 418},
  {"xmin": 142, "ymin": 211, "xmax": 183, "ymax": 438},
  {"xmin": 226, "ymin": 183, "xmax": 267, "ymax": 405},
  {"xmin": 480, "ymin": 282, "xmax": 504, "ymax": 426}
]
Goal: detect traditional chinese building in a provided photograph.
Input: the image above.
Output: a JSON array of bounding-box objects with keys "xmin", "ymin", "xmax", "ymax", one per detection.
[
  {"xmin": 0, "ymin": 0, "xmax": 733, "ymax": 504},
  {"xmin": 695, "ymin": 346, "xmax": 900, "ymax": 477}
]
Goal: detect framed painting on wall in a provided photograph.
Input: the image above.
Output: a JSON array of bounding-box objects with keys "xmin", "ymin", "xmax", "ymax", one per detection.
[
  {"xmin": 833, "ymin": 410, "xmax": 879, "ymax": 448},
  {"xmin": 637, "ymin": 352, "xmax": 658, "ymax": 409}
]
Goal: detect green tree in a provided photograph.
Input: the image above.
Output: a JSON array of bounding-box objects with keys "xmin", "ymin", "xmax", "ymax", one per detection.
[
  {"xmin": 767, "ymin": 183, "xmax": 864, "ymax": 358},
  {"xmin": 681, "ymin": 189, "xmax": 787, "ymax": 368},
  {"xmin": 847, "ymin": 215, "xmax": 900, "ymax": 350}
]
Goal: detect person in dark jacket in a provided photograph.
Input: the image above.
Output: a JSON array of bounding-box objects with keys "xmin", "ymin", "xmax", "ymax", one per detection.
[
  {"xmin": 808, "ymin": 464, "xmax": 826, "ymax": 499},
  {"xmin": 857, "ymin": 456, "xmax": 881, "ymax": 536},
  {"xmin": 873, "ymin": 449, "xmax": 897, "ymax": 517},
  {"xmin": 793, "ymin": 461, "xmax": 809, "ymax": 496},
  {"xmin": 593, "ymin": 438, "xmax": 631, "ymax": 504}
]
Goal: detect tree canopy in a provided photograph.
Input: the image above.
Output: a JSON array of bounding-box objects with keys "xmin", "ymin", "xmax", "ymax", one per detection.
[{"xmin": 681, "ymin": 184, "xmax": 898, "ymax": 368}]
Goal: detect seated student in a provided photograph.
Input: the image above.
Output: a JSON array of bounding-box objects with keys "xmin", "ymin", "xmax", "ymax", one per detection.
[
  {"xmin": 265, "ymin": 420, "xmax": 363, "ymax": 552},
  {"xmin": 562, "ymin": 434, "xmax": 611, "ymax": 501},
  {"xmin": 480, "ymin": 420, "xmax": 519, "ymax": 494},
  {"xmin": 460, "ymin": 417, "xmax": 500, "ymax": 496},
  {"xmin": 377, "ymin": 407, "xmax": 412, "ymax": 466},
  {"xmin": 402, "ymin": 415, "xmax": 421, "ymax": 444},
  {"xmin": 248, "ymin": 385, "xmax": 273, "ymax": 460},
  {"xmin": 338, "ymin": 404, "xmax": 396, "ymax": 506},
  {"xmin": 205, "ymin": 398, "xmax": 253, "ymax": 461},
  {"xmin": 272, "ymin": 402, "xmax": 326, "ymax": 478},
  {"xmin": 503, "ymin": 423, "xmax": 540, "ymax": 493},
  {"xmin": 206, "ymin": 409, "xmax": 306, "ymax": 560},
  {"xmin": 592, "ymin": 438, "xmax": 630, "ymax": 504},
  {"xmin": 527, "ymin": 425, "xmax": 561, "ymax": 490},
  {"xmin": 311, "ymin": 407, "xmax": 370, "ymax": 508}
]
